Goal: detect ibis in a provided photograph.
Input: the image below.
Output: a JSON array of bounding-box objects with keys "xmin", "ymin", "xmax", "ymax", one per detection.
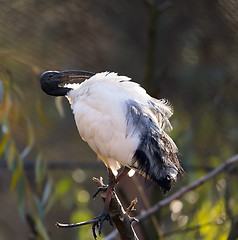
[{"xmin": 40, "ymin": 70, "xmax": 183, "ymax": 237}]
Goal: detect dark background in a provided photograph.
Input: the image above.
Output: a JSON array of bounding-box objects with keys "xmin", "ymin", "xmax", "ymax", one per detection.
[{"xmin": 0, "ymin": 0, "xmax": 238, "ymax": 239}]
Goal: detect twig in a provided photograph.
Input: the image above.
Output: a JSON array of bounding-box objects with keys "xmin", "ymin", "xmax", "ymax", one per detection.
[
  {"xmin": 93, "ymin": 177, "xmax": 139, "ymax": 240},
  {"xmin": 56, "ymin": 219, "xmax": 98, "ymax": 228},
  {"xmin": 56, "ymin": 177, "xmax": 139, "ymax": 240},
  {"xmin": 108, "ymin": 193, "xmax": 139, "ymax": 240},
  {"xmin": 139, "ymin": 154, "xmax": 238, "ymax": 221},
  {"xmin": 104, "ymin": 154, "xmax": 238, "ymax": 240},
  {"xmin": 163, "ymin": 216, "xmax": 236, "ymax": 236},
  {"xmin": 126, "ymin": 198, "xmax": 138, "ymax": 214},
  {"xmin": 0, "ymin": 158, "xmax": 104, "ymax": 170}
]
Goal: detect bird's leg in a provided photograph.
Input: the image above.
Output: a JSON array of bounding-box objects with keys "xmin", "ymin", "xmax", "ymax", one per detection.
[
  {"xmin": 92, "ymin": 168, "xmax": 115, "ymax": 238},
  {"xmin": 93, "ymin": 167, "xmax": 130, "ymax": 199},
  {"xmin": 115, "ymin": 166, "xmax": 130, "ymax": 183}
]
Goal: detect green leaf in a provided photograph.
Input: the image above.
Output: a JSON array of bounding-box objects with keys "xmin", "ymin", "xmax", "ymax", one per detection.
[
  {"xmin": 35, "ymin": 154, "xmax": 46, "ymax": 190},
  {"xmin": 20, "ymin": 119, "xmax": 34, "ymax": 159},
  {"xmin": 44, "ymin": 190, "xmax": 56, "ymax": 215},
  {"xmin": 36, "ymin": 100, "xmax": 50, "ymax": 125},
  {"xmin": 0, "ymin": 133, "xmax": 10, "ymax": 156},
  {"xmin": 6, "ymin": 141, "xmax": 16, "ymax": 169},
  {"xmin": 42, "ymin": 180, "xmax": 52, "ymax": 206},
  {"xmin": 34, "ymin": 195, "xmax": 44, "ymax": 221},
  {"xmin": 34, "ymin": 216, "xmax": 50, "ymax": 240},
  {"xmin": 16, "ymin": 175, "xmax": 25, "ymax": 219},
  {"xmin": 191, "ymin": 198, "xmax": 228, "ymax": 239},
  {"xmin": 11, "ymin": 163, "xmax": 22, "ymax": 192}
]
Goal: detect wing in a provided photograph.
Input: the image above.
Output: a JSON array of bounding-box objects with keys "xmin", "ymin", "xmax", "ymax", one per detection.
[
  {"xmin": 125, "ymin": 99, "xmax": 182, "ymax": 192},
  {"xmin": 148, "ymin": 98, "xmax": 174, "ymax": 131}
]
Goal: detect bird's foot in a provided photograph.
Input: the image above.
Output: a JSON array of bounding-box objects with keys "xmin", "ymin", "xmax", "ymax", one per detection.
[
  {"xmin": 92, "ymin": 210, "xmax": 113, "ymax": 239},
  {"xmin": 92, "ymin": 185, "xmax": 108, "ymax": 199}
]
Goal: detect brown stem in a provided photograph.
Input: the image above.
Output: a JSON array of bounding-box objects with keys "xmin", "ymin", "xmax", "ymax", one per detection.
[{"xmin": 94, "ymin": 177, "xmax": 139, "ymax": 240}]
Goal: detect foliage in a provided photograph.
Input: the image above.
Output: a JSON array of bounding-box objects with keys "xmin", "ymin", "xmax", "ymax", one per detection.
[
  {"xmin": 0, "ymin": 71, "xmax": 94, "ymax": 239},
  {"xmin": 0, "ymin": 71, "xmax": 52, "ymax": 239}
]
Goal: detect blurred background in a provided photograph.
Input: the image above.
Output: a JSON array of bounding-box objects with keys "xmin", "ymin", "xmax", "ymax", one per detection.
[{"xmin": 0, "ymin": 0, "xmax": 238, "ymax": 239}]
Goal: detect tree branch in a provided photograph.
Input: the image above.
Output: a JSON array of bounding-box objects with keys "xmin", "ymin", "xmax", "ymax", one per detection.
[
  {"xmin": 56, "ymin": 177, "xmax": 139, "ymax": 240},
  {"xmin": 56, "ymin": 219, "xmax": 98, "ymax": 228},
  {"xmin": 94, "ymin": 177, "xmax": 139, "ymax": 240},
  {"xmin": 0, "ymin": 158, "xmax": 104, "ymax": 170},
  {"xmin": 104, "ymin": 154, "xmax": 238, "ymax": 240}
]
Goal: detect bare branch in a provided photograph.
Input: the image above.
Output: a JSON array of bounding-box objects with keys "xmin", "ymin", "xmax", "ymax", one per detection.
[
  {"xmin": 126, "ymin": 198, "xmax": 138, "ymax": 214},
  {"xmin": 56, "ymin": 219, "xmax": 98, "ymax": 228},
  {"xmin": 164, "ymin": 217, "xmax": 236, "ymax": 237},
  {"xmin": 56, "ymin": 177, "xmax": 139, "ymax": 240},
  {"xmin": 0, "ymin": 158, "xmax": 104, "ymax": 170},
  {"xmin": 94, "ymin": 177, "xmax": 139, "ymax": 240},
  {"xmin": 108, "ymin": 193, "xmax": 139, "ymax": 240},
  {"xmin": 104, "ymin": 154, "xmax": 238, "ymax": 240}
]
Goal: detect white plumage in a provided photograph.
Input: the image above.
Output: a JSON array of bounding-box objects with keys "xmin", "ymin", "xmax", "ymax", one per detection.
[
  {"xmin": 40, "ymin": 70, "xmax": 183, "ymax": 237},
  {"xmin": 66, "ymin": 72, "xmax": 178, "ymax": 179},
  {"xmin": 40, "ymin": 70, "xmax": 182, "ymax": 192}
]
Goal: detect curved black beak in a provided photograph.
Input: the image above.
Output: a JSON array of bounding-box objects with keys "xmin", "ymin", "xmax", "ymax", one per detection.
[{"xmin": 40, "ymin": 70, "xmax": 95, "ymax": 96}]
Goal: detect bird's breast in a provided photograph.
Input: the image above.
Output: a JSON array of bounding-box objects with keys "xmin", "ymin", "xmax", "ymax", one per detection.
[{"xmin": 68, "ymin": 86, "xmax": 140, "ymax": 172}]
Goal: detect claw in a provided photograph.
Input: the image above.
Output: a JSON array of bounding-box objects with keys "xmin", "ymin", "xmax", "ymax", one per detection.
[
  {"xmin": 92, "ymin": 169, "xmax": 116, "ymax": 239},
  {"xmin": 92, "ymin": 210, "xmax": 113, "ymax": 239},
  {"xmin": 92, "ymin": 185, "xmax": 108, "ymax": 199}
]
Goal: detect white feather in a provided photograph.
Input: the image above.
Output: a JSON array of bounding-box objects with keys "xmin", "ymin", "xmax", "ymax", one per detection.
[{"xmin": 65, "ymin": 72, "xmax": 176, "ymax": 176}]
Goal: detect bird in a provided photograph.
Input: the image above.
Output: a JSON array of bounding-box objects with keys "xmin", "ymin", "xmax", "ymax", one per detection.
[{"xmin": 40, "ymin": 70, "xmax": 183, "ymax": 238}]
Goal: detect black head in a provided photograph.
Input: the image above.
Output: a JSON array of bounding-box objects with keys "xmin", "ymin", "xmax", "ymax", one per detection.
[{"xmin": 40, "ymin": 70, "xmax": 95, "ymax": 96}]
